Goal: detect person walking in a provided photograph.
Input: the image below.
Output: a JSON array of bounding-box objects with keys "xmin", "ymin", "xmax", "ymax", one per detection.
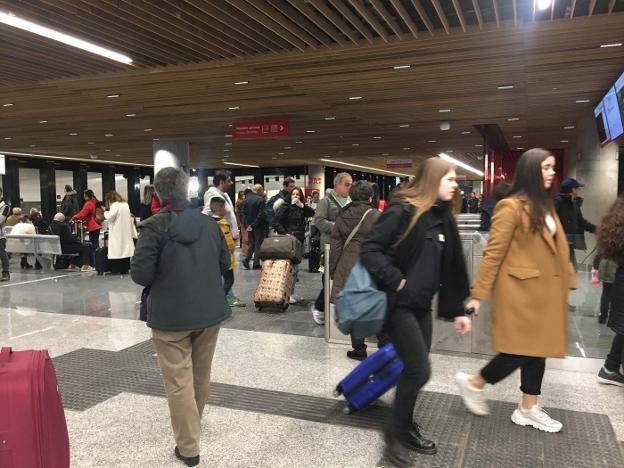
[
  {"xmin": 361, "ymin": 158, "xmax": 471, "ymax": 464},
  {"xmin": 0, "ymin": 187, "xmax": 10, "ymax": 281},
  {"xmin": 60, "ymin": 185, "xmax": 80, "ymax": 218},
  {"xmin": 455, "ymin": 149, "xmax": 577, "ymax": 434},
  {"xmin": 329, "ymin": 180, "xmax": 387, "ymax": 361},
  {"xmin": 480, "ymin": 182, "xmax": 511, "ymax": 232},
  {"xmin": 241, "ymin": 184, "xmax": 267, "ymax": 270},
  {"xmin": 71, "ymin": 189, "xmax": 102, "ymax": 256},
  {"xmin": 272, "ymin": 186, "xmax": 315, "ymax": 303},
  {"xmin": 235, "ymin": 190, "xmax": 248, "ymax": 252},
  {"xmin": 104, "ymin": 191, "xmax": 136, "ymax": 274},
  {"xmin": 131, "ymin": 167, "xmax": 231, "ymax": 468},
  {"xmin": 310, "ymin": 172, "xmax": 353, "ymax": 325},
  {"xmin": 595, "ymin": 196, "xmax": 624, "ymax": 386}
]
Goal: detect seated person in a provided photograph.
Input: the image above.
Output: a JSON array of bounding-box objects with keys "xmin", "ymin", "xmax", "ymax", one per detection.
[
  {"xmin": 48, "ymin": 213, "xmax": 94, "ymax": 272},
  {"xmin": 11, "ymin": 216, "xmax": 39, "ymax": 269}
]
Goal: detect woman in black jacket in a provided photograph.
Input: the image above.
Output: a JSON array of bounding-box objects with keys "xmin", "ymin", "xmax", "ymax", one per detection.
[
  {"xmin": 596, "ymin": 195, "xmax": 624, "ymax": 387},
  {"xmin": 360, "ymin": 157, "xmax": 472, "ymax": 464},
  {"xmin": 273, "ymin": 186, "xmax": 314, "ymax": 303}
]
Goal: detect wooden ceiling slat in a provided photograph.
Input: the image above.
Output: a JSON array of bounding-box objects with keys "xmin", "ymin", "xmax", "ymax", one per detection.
[
  {"xmin": 493, "ymin": 0, "xmax": 501, "ymax": 28},
  {"xmin": 225, "ymin": 0, "xmax": 309, "ymax": 51},
  {"xmin": 609, "ymin": 0, "xmax": 616, "ymax": 13},
  {"xmin": 369, "ymin": 0, "xmax": 403, "ymax": 38},
  {"xmin": 286, "ymin": 0, "xmax": 348, "ymax": 47},
  {"xmin": 389, "ymin": 0, "xmax": 419, "ymax": 38},
  {"xmin": 589, "ymin": 0, "xmax": 597, "ymax": 16},
  {"xmin": 349, "ymin": 0, "xmax": 391, "ymax": 43},
  {"xmin": 472, "ymin": 0, "xmax": 484, "ymax": 29},
  {"xmin": 244, "ymin": 0, "xmax": 323, "ymax": 49},
  {"xmin": 328, "ymin": 0, "xmax": 375, "ymax": 44},
  {"xmin": 450, "ymin": 0, "xmax": 467, "ymax": 32},
  {"xmin": 308, "ymin": 0, "xmax": 361, "ymax": 44},
  {"xmin": 266, "ymin": 0, "xmax": 334, "ymax": 48},
  {"xmin": 410, "ymin": 1, "xmax": 435, "ymax": 36},
  {"xmin": 431, "ymin": 0, "xmax": 451, "ymax": 35}
]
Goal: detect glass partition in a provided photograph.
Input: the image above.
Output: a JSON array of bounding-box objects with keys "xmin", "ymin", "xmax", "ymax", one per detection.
[
  {"xmin": 55, "ymin": 170, "xmax": 74, "ymax": 212},
  {"xmin": 115, "ymin": 173, "xmax": 128, "ymax": 202},
  {"xmin": 18, "ymin": 167, "xmax": 41, "ymax": 213},
  {"xmin": 87, "ymin": 172, "xmax": 103, "ymax": 201}
]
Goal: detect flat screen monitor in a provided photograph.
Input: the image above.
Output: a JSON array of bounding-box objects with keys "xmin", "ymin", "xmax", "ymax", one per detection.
[
  {"xmin": 604, "ymin": 86, "xmax": 624, "ymax": 141},
  {"xmin": 594, "ymin": 101, "xmax": 609, "ymax": 145},
  {"xmin": 613, "ymin": 72, "xmax": 624, "ymax": 139},
  {"xmin": 0, "ymin": 154, "xmax": 4, "ymax": 176}
]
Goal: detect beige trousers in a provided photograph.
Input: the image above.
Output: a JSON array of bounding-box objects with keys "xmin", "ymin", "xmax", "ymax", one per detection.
[{"xmin": 152, "ymin": 325, "xmax": 221, "ymax": 457}]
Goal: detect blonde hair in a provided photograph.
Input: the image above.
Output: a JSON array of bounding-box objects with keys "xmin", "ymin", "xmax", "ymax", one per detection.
[{"xmin": 393, "ymin": 157, "xmax": 456, "ymax": 244}]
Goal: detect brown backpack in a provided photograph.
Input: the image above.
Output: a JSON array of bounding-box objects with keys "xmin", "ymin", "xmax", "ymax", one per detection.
[{"xmin": 95, "ymin": 205, "xmax": 105, "ymax": 224}]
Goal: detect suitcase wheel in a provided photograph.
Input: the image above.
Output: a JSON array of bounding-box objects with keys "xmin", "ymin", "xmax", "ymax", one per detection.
[
  {"xmin": 333, "ymin": 387, "xmax": 341, "ymax": 397},
  {"xmin": 343, "ymin": 406, "xmax": 352, "ymax": 415}
]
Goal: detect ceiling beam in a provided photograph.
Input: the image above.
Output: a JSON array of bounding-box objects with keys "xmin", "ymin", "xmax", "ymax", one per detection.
[
  {"xmin": 450, "ymin": 0, "xmax": 467, "ymax": 32},
  {"xmin": 369, "ymin": 0, "xmax": 403, "ymax": 38},
  {"xmin": 329, "ymin": 0, "xmax": 375, "ymax": 44},
  {"xmin": 588, "ymin": 0, "xmax": 596, "ymax": 16},
  {"xmin": 349, "ymin": 0, "xmax": 390, "ymax": 42},
  {"xmin": 389, "ymin": 0, "xmax": 419, "ymax": 38},
  {"xmin": 472, "ymin": 0, "xmax": 483, "ymax": 30},
  {"xmin": 570, "ymin": 0, "xmax": 577, "ymax": 19},
  {"xmin": 286, "ymin": 0, "xmax": 347, "ymax": 46},
  {"xmin": 410, "ymin": 0, "xmax": 435, "ymax": 36},
  {"xmin": 609, "ymin": 0, "xmax": 616, "ymax": 13},
  {"xmin": 492, "ymin": 0, "xmax": 500, "ymax": 28},
  {"xmin": 431, "ymin": 0, "xmax": 450, "ymax": 34},
  {"xmin": 308, "ymin": 0, "xmax": 361, "ymax": 44}
]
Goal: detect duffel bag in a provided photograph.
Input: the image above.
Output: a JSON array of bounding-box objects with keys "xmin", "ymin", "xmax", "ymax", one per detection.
[{"xmin": 258, "ymin": 235, "xmax": 303, "ymax": 264}]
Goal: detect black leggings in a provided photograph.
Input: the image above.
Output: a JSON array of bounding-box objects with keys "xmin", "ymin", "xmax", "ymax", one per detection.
[
  {"xmin": 481, "ymin": 354, "xmax": 546, "ymax": 395},
  {"xmin": 386, "ymin": 307, "xmax": 432, "ymax": 437},
  {"xmin": 223, "ymin": 269, "xmax": 234, "ymax": 296},
  {"xmin": 600, "ymin": 283, "xmax": 613, "ymax": 320},
  {"xmin": 605, "ymin": 333, "xmax": 624, "ymax": 373}
]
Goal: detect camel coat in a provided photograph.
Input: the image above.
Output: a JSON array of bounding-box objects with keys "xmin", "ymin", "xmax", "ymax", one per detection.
[{"xmin": 471, "ymin": 198, "xmax": 578, "ymax": 358}]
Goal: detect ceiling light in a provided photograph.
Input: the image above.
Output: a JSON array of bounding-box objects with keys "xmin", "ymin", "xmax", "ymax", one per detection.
[
  {"xmin": 552, "ymin": 87, "xmax": 558, "ymax": 90},
  {"xmin": 382, "ymin": 153, "xmax": 389, "ymax": 156},
  {"xmin": 446, "ymin": 150, "xmax": 454, "ymax": 153},
  {"xmin": 234, "ymin": 81, "xmax": 249, "ymax": 85},
  {"xmin": 352, "ymin": 143, "xmax": 359, "ymax": 146},
  {"xmin": 225, "ymin": 134, "xmax": 232, "ymax": 138},
  {"xmin": 507, "ymin": 117, "xmax": 519, "ymax": 121},
  {"xmin": 393, "ymin": 65, "xmax": 411, "ymax": 70},
  {"xmin": 560, "ymin": 140, "xmax": 569, "ymax": 143},
  {"xmin": 403, "ymin": 147, "xmax": 411, "ymax": 150},
  {"xmin": 517, "ymin": 147, "xmax": 525, "ymax": 150},
  {"xmin": 537, "ymin": 0, "xmax": 552, "ymax": 11},
  {"xmin": 228, "ymin": 106, "xmax": 240, "ymax": 110},
  {"xmin": 271, "ymin": 157, "xmax": 278, "ymax": 160},
  {"xmin": 600, "ymin": 43, "xmax": 623, "ymax": 48},
  {"xmin": 306, "ymin": 130, "xmax": 316, "ymax": 133},
  {"xmin": 105, "ymin": 149, "xmax": 111, "ymax": 152},
  {"xmin": 115, "ymin": 154, "xmax": 120, "ymax": 157},
  {"xmin": 278, "ymin": 152, "xmax": 285, "ymax": 155},
  {"xmin": 284, "ymin": 146, "xmax": 292, "ymax": 149},
  {"xmin": 348, "ymin": 96, "xmax": 363, "ymax": 100},
  {"xmin": 373, "ymin": 136, "xmax": 382, "ymax": 139},
  {"xmin": 1, "ymin": 150, "xmax": 149, "ymax": 167},
  {"xmin": 125, "ymin": 113, "xmax": 136, "ymax": 117},
  {"xmin": 399, "ymin": 124, "xmax": 410, "ymax": 128},
  {"xmin": 564, "ymin": 125, "xmax": 575, "ymax": 130},
  {"xmin": 29, "ymin": 144, "xmax": 36, "ymax": 148},
  {"xmin": 3, "ymin": 103, "xmax": 13, "ymax": 107},
  {"xmin": 107, "ymin": 94, "xmax": 120, "ymax": 98},
  {"xmin": 0, "ymin": 12, "xmax": 132, "ymax": 64},
  {"xmin": 461, "ymin": 131, "xmax": 471, "ymax": 135},
  {"xmin": 475, "ymin": 144, "xmax": 483, "ymax": 147},
  {"xmin": 428, "ymin": 140, "xmax": 437, "ymax": 143},
  {"xmin": 438, "ymin": 153, "xmax": 484, "ymax": 177},
  {"xmin": 223, "ymin": 162, "xmax": 260, "ymax": 168},
  {"xmin": 225, "ymin": 142, "xmax": 232, "ymax": 146},
  {"xmin": 143, "ymin": 128, "xmax": 152, "ymax": 132},
  {"xmin": 575, "ymin": 99, "xmax": 590, "ymax": 103},
  {"xmin": 438, "ymin": 109, "xmax": 451, "ymax": 113},
  {"xmin": 324, "ymin": 155, "xmax": 332, "ymax": 158},
  {"xmin": 497, "ymin": 85, "xmax": 514, "ymax": 90},
  {"xmin": 223, "ymin": 149, "xmax": 230, "ymax": 152},
  {"xmin": 152, "ymin": 138, "xmax": 159, "ymax": 141},
  {"xmin": 39, "ymin": 120, "xmax": 48, "ymax": 124},
  {"xmin": 319, "ymin": 159, "xmax": 410, "ymax": 177},
  {"xmin": 4, "ymin": 137, "xmax": 11, "ymax": 140},
  {"xmin": 88, "ymin": 142, "xmax": 94, "ymax": 145},
  {"xmin": 68, "ymin": 132, "xmax": 78, "ymax": 136},
  {"xmin": 325, "ymin": 116, "xmax": 336, "ymax": 120},
  {"xmin": 295, "ymin": 141, "xmax": 303, "ymax": 144},
  {"xmin": 222, "ymin": 155, "xmax": 229, "ymax": 158},
  {"xmin": 104, "ymin": 133, "xmax": 113, "ymax": 137},
  {"xmin": 513, "ymin": 135, "xmax": 522, "ymax": 139}
]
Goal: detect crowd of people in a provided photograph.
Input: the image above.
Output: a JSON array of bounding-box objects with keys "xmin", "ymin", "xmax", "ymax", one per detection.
[{"xmin": 0, "ymin": 150, "xmax": 622, "ymax": 467}]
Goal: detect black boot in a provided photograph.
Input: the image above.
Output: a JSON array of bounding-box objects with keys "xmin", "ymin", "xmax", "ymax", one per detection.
[
  {"xmin": 346, "ymin": 349, "xmax": 367, "ymax": 361},
  {"xmin": 242, "ymin": 258, "xmax": 250, "ymax": 270},
  {"xmin": 598, "ymin": 315, "xmax": 607, "ymax": 324},
  {"xmin": 403, "ymin": 423, "xmax": 437, "ymax": 454},
  {"xmin": 382, "ymin": 438, "xmax": 413, "ymax": 467},
  {"xmin": 174, "ymin": 447, "xmax": 199, "ymax": 467},
  {"xmin": 0, "ymin": 272, "xmax": 9, "ymax": 282},
  {"xmin": 21, "ymin": 257, "xmax": 32, "ymax": 269}
]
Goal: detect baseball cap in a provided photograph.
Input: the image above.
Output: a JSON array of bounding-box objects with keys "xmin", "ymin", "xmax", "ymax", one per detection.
[{"xmin": 560, "ymin": 178, "xmax": 585, "ymax": 191}]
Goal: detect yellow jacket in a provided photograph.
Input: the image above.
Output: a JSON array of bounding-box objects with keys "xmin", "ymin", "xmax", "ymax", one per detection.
[{"xmin": 216, "ymin": 217, "xmax": 236, "ymax": 270}]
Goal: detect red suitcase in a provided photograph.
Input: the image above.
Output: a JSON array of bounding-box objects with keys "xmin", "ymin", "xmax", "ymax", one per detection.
[{"xmin": 0, "ymin": 347, "xmax": 70, "ymax": 468}]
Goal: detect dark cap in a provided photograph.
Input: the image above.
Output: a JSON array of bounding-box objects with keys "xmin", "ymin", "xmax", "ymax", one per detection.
[{"xmin": 560, "ymin": 178, "xmax": 584, "ymax": 191}]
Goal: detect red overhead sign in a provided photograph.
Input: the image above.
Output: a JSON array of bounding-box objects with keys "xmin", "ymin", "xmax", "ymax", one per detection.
[
  {"xmin": 386, "ymin": 159, "xmax": 413, "ymax": 169},
  {"xmin": 232, "ymin": 120, "xmax": 289, "ymax": 140}
]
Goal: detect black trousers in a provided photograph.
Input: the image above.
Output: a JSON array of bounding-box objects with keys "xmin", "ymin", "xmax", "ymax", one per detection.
[
  {"xmin": 386, "ymin": 307, "xmax": 432, "ymax": 437},
  {"xmin": 63, "ymin": 243, "xmax": 91, "ymax": 267},
  {"xmin": 0, "ymin": 238, "xmax": 8, "ymax": 273},
  {"xmin": 569, "ymin": 245, "xmax": 577, "ymax": 271},
  {"xmin": 600, "ymin": 283, "xmax": 613, "ymax": 320},
  {"xmin": 350, "ymin": 331, "xmax": 390, "ymax": 352},
  {"xmin": 481, "ymin": 353, "xmax": 546, "ymax": 395},
  {"xmin": 223, "ymin": 269, "xmax": 234, "ymax": 296},
  {"xmin": 246, "ymin": 229, "xmax": 265, "ymax": 267},
  {"xmin": 314, "ymin": 274, "xmax": 325, "ymax": 312},
  {"xmin": 605, "ymin": 333, "xmax": 624, "ymax": 373},
  {"xmin": 88, "ymin": 229, "xmax": 100, "ymax": 267}
]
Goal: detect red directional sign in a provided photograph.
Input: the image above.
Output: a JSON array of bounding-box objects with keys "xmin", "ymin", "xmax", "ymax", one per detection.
[{"xmin": 232, "ymin": 119, "xmax": 289, "ymax": 139}]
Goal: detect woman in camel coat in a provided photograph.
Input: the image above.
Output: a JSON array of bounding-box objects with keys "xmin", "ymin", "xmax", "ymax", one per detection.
[{"xmin": 456, "ymin": 148, "xmax": 577, "ymax": 434}]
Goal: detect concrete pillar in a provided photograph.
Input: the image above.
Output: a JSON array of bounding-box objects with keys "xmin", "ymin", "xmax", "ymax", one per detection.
[
  {"xmin": 153, "ymin": 140, "xmax": 190, "ymax": 175},
  {"xmin": 73, "ymin": 165, "xmax": 88, "ymax": 207},
  {"xmin": 102, "ymin": 166, "xmax": 116, "ymax": 198},
  {"xmin": 127, "ymin": 168, "xmax": 141, "ymax": 216},
  {"xmin": 39, "ymin": 163, "xmax": 56, "ymax": 222}
]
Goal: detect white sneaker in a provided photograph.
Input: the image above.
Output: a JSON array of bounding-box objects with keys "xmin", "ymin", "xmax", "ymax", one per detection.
[
  {"xmin": 67, "ymin": 265, "xmax": 81, "ymax": 272},
  {"xmin": 291, "ymin": 293, "xmax": 303, "ymax": 303},
  {"xmin": 289, "ymin": 296, "xmax": 297, "ymax": 304},
  {"xmin": 310, "ymin": 305, "xmax": 325, "ymax": 325},
  {"xmin": 455, "ymin": 372, "xmax": 489, "ymax": 416},
  {"xmin": 81, "ymin": 265, "xmax": 95, "ymax": 272},
  {"xmin": 511, "ymin": 405, "xmax": 562, "ymax": 433}
]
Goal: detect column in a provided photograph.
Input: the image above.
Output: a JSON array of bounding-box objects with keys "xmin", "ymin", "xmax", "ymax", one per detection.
[
  {"xmin": 39, "ymin": 163, "xmax": 56, "ymax": 221},
  {"xmin": 127, "ymin": 168, "xmax": 141, "ymax": 216},
  {"xmin": 3, "ymin": 157, "xmax": 20, "ymax": 208},
  {"xmin": 102, "ymin": 166, "xmax": 116, "ymax": 197},
  {"xmin": 153, "ymin": 140, "xmax": 189, "ymax": 175},
  {"xmin": 73, "ymin": 165, "xmax": 88, "ymax": 207}
]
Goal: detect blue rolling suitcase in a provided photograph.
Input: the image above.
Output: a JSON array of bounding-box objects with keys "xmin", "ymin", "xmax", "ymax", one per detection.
[{"xmin": 334, "ymin": 344, "xmax": 403, "ymax": 414}]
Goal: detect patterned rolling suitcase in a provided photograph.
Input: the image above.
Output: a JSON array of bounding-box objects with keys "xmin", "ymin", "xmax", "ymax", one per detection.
[
  {"xmin": 334, "ymin": 344, "xmax": 403, "ymax": 414},
  {"xmin": 254, "ymin": 259, "xmax": 295, "ymax": 312},
  {"xmin": 0, "ymin": 347, "xmax": 70, "ymax": 468}
]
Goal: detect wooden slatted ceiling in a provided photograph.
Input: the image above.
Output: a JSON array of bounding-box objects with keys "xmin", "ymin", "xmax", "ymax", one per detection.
[{"xmin": 0, "ymin": 4, "xmax": 623, "ymax": 173}]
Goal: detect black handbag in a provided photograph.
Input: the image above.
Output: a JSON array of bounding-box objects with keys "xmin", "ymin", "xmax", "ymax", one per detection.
[{"xmin": 258, "ymin": 235, "xmax": 303, "ymax": 264}]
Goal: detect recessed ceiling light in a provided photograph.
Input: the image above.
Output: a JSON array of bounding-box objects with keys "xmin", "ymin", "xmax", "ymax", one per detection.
[
  {"xmin": 90, "ymin": 155, "xmax": 97, "ymax": 160},
  {"xmin": 507, "ymin": 117, "xmax": 520, "ymax": 121},
  {"xmin": 105, "ymin": 149, "xmax": 111, "ymax": 152},
  {"xmin": 284, "ymin": 146, "xmax": 292, "ymax": 149},
  {"xmin": 222, "ymin": 154, "xmax": 229, "ymax": 158},
  {"xmin": 325, "ymin": 116, "xmax": 336, "ymax": 120},
  {"xmin": 29, "ymin": 144, "xmax": 36, "ymax": 147},
  {"xmin": 564, "ymin": 125, "xmax": 575, "ymax": 130},
  {"xmin": 438, "ymin": 109, "xmax": 451, "ymax": 113},
  {"xmin": 223, "ymin": 162, "xmax": 260, "ymax": 168},
  {"xmin": 234, "ymin": 81, "xmax": 249, "ymax": 85},
  {"xmin": 4, "ymin": 137, "xmax": 11, "ymax": 140},
  {"xmin": 349, "ymin": 96, "xmax": 363, "ymax": 100},
  {"xmin": 278, "ymin": 152, "xmax": 285, "ymax": 155},
  {"xmin": 324, "ymin": 155, "xmax": 332, "ymax": 158},
  {"xmin": 403, "ymin": 147, "xmax": 411, "ymax": 150},
  {"xmin": 373, "ymin": 136, "xmax": 382, "ymax": 139},
  {"xmin": 224, "ymin": 134, "xmax": 232, "ymax": 138},
  {"xmin": 517, "ymin": 147, "xmax": 525, "ymax": 150},
  {"xmin": 475, "ymin": 144, "xmax": 483, "ymax": 147},
  {"xmin": 382, "ymin": 153, "xmax": 389, "ymax": 156},
  {"xmin": 560, "ymin": 140, "xmax": 569, "ymax": 143},
  {"xmin": 225, "ymin": 142, "xmax": 232, "ymax": 146},
  {"xmin": 115, "ymin": 154, "xmax": 120, "ymax": 157},
  {"xmin": 88, "ymin": 141, "xmax": 94, "ymax": 144},
  {"xmin": 513, "ymin": 135, "xmax": 522, "ymax": 139},
  {"xmin": 306, "ymin": 130, "xmax": 316, "ymax": 133},
  {"xmin": 428, "ymin": 140, "xmax": 437, "ymax": 143},
  {"xmin": 125, "ymin": 113, "xmax": 136, "ymax": 117},
  {"xmin": 106, "ymin": 94, "xmax": 120, "ymax": 98},
  {"xmin": 68, "ymin": 132, "xmax": 78, "ymax": 136},
  {"xmin": 461, "ymin": 131, "xmax": 471, "ymax": 134},
  {"xmin": 497, "ymin": 85, "xmax": 514, "ymax": 90},
  {"xmin": 600, "ymin": 43, "xmax": 623, "ymax": 48},
  {"xmin": 399, "ymin": 124, "xmax": 410, "ymax": 128},
  {"xmin": 223, "ymin": 149, "xmax": 230, "ymax": 152},
  {"xmin": 143, "ymin": 128, "xmax": 152, "ymax": 132},
  {"xmin": 352, "ymin": 143, "xmax": 360, "ymax": 146},
  {"xmin": 295, "ymin": 141, "xmax": 303, "ymax": 144},
  {"xmin": 318, "ymin": 159, "xmax": 410, "ymax": 177},
  {"xmin": 271, "ymin": 157, "xmax": 278, "ymax": 160},
  {"xmin": 39, "ymin": 120, "xmax": 47, "ymax": 124},
  {"xmin": 446, "ymin": 150, "xmax": 454, "ymax": 153},
  {"xmin": 575, "ymin": 99, "xmax": 590, "ymax": 103},
  {"xmin": 104, "ymin": 133, "xmax": 113, "ymax": 137},
  {"xmin": 3, "ymin": 103, "xmax": 13, "ymax": 107},
  {"xmin": 552, "ymin": 87, "xmax": 558, "ymax": 90},
  {"xmin": 228, "ymin": 106, "xmax": 240, "ymax": 110},
  {"xmin": 393, "ymin": 65, "xmax": 411, "ymax": 70},
  {"xmin": 152, "ymin": 138, "xmax": 159, "ymax": 141},
  {"xmin": 438, "ymin": 153, "xmax": 484, "ymax": 177}
]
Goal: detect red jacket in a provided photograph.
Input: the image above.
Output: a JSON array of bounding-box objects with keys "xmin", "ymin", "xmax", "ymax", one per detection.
[
  {"xmin": 71, "ymin": 198, "xmax": 101, "ymax": 233},
  {"xmin": 151, "ymin": 196, "xmax": 161, "ymax": 215}
]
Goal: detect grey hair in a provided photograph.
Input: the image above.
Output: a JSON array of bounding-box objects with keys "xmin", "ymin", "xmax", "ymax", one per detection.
[
  {"xmin": 54, "ymin": 213, "xmax": 65, "ymax": 222},
  {"xmin": 253, "ymin": 184, "xmax": 264, "ymax": 194},
  {"xmin": 334, "ymin": 172, "xmax": 352, "ymax": 186},
  {"xmin": 349, "ymin": 180, "xmax": 374, "ymax": 202},
  {"xmin": 154, "ymin": 167, "xmax": 189, "ymax": 201}
]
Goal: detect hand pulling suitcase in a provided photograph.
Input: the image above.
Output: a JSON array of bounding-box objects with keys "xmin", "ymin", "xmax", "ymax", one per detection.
[
  {"xmin": 0, "ymin": 347, "xmax": 70, "ymax": 468},
  {"xmin": 254, "ymin": 259, "xmax": 295, "ymax": 312},
  {"xmin": 334, "ymin": 344, "xmax": 403, "ymax": 414}
]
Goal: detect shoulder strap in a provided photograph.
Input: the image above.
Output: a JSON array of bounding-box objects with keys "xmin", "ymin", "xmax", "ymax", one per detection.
[{"xmin": 344, "ymin": 209, "xmax": 374, "ymax": 250}]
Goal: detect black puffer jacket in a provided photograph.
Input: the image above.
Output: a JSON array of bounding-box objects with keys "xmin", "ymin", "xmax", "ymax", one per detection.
[
  {"xmin": 554, "ymin": 193, "xmax": 596, "ymax": 250},
  {"xmin": 608, "ymin": 267, "xmax": 624, "ymax": 335},
  {"xmin": 273, "ymin": 202, "xmax": 315, "ymax": 244}
]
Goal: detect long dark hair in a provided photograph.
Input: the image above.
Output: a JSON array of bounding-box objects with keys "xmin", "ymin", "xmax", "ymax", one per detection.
[
  {"xmin": 597, "ymin": 196, "xmax": 624, "ymax": 265},
  {"xmin": 508, "ymin": 148, "xmax": 554, "ymax": 232}
]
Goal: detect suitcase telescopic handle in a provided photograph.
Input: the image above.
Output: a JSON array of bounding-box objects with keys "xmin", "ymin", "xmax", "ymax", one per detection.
[{"xmin": 0, "ymin": 347, "xmax": 12, "ymax": 365}]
